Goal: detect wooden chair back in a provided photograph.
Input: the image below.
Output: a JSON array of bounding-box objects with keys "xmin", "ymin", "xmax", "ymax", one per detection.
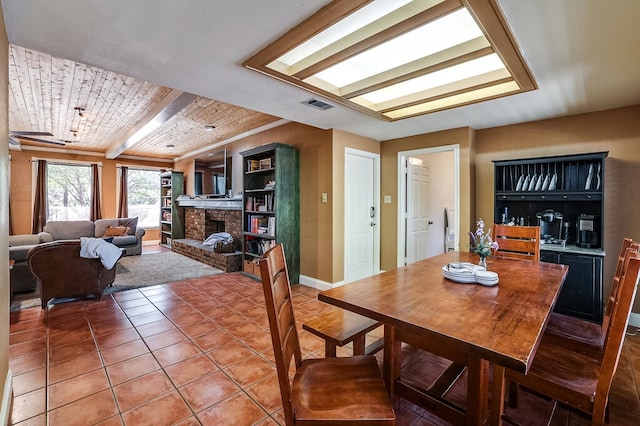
[
  {"xmin": 602, "ymin": 238, "xmax": 637, "ymax": 331},
  {"xmin": 493, "ymin": 225, "xmax": 540, "ymax": 261},
  {"xmin": 593, "ymin": 249, "xmax": 640, "ymax": 419},
  {"xmin": 259, "ymin": 244, "xmax": 301, "ymax": 425}
]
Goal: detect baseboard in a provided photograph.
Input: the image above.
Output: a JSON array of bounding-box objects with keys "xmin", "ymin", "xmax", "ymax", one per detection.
[
  {"xmin": 298, "ymin": 275, "xmax": 344, "ymax": 291},
  {"xmin": 629, "ymin": 312, "xmax": 640, "ymax": 328},
  {"xmin": 0, "ymin": 370, "xmax": 12, "ymax": 426}
]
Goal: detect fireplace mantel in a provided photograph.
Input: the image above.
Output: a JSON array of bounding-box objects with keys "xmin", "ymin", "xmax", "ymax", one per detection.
[{"xmin": 176, "ymin": 197, "xmax": 242, "ymax": 210}]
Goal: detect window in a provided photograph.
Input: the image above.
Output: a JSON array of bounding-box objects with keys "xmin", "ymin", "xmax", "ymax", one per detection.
[
  {"xmin": 244, "ymin": 0, "xmax": 536, "ymax": 121},
  {"xmin": 47, "ymin": 163, "xmax": 92, "ymax": 221},
  {"xmin": 127, "ymin": 168, "xmax": 161, "ymax": 228}
]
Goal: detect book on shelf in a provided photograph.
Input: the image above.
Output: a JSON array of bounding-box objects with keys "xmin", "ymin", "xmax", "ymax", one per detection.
[
  {"xmin": 247, "ymin": 160, "xmax": 260, "ymax": 172},
  {"xmin": 245, "ymin": 194, "xmax": 274, "ymax": 211},
  {"xmin": 247, "ymin": 214, "xmax": 275, "ymax": 237},
  {"xmin": 259, "ymin": 158, "xmax": 272, "ymax": 169}
]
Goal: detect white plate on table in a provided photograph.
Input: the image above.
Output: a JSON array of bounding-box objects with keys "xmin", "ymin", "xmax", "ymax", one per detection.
[{"xmin": 442, "ymin": 265, "xmax": 499, "ymax": 286}]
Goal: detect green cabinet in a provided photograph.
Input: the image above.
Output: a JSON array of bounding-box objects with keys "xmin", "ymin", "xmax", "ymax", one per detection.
[
  {"xmin": 241, "ymin": 143, "xmax": 300, "ymax": 283},
  {"xmin": 160, "ymin": 171, "xmax": 184, "ymax": 248}
]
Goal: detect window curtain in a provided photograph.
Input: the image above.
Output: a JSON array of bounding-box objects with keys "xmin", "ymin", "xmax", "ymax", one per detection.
[
  {"xmin": 117, "ymin": 166, "xmax": 128, "ymax": 218},
  {"xmin": 90, "ymin": 163, "xmax": 102, "ymax": 221},
  {"xmin": 32, "ymin": 160, "xmax": 47, "ymax": 233}
]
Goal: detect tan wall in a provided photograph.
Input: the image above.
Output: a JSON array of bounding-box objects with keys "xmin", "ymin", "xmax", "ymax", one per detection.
[
  {"xmin": 332, "ymin": 130, "xmax": 381, "ymax": 283},
  {"xmin": 0, "ymin": 5, "xmax": 10, "ymax": 413},
  {"xmin": 175, "ymin": 122, "xmax": 335, "ymax": 283},
  {"xmin": 475, "ymin": 105, "xmax": 640, "ymax": 313},
  {"xmin": 379, "ymin": 127, "xmax": 475, "ymax": 271},
  {"xmin": 9, "ymin": 149, "xmax": 169, "ymax": 241}
]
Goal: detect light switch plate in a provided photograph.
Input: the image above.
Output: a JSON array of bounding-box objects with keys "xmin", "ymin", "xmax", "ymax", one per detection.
[
  {"xmin": 321, "ymin": 192, "xmax": 328, "ymax": 203},
  {"xmin": 383, "ymin": 195, "xmax": 392, "ymax": 203}
]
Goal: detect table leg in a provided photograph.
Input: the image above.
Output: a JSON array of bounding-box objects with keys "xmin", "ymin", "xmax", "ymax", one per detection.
[
  {"xmin": 324, "ymin": 341, "xmax": 337, "ymax": 357},
  {"xmin": 466, "ymin": 354, "xmax": 489, "ymax": 426},
  {"xmin": 383, "ymin": 325, "xmax": 401, "ymax": 397},
  {"xmin": 490, "ymin": 365, "xmax": 506, "ymax": 426}
]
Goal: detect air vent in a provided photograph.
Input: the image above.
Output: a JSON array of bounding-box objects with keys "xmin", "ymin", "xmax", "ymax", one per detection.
[{"xmin": 302, "ymin": 98, "xmax": 334, "ymax": 111}]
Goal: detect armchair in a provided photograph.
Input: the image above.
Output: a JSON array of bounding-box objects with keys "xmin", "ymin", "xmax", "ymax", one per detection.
[{"xmin": 28, "ymin": 240, "xmax": 122, "ymax": 309}]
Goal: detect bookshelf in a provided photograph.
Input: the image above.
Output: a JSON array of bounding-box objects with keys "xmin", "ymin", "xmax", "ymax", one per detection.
[
  {"xmin": 160, "ymin": 170, "xmax": 184, "ymax": 248},
  {"xmin": 241, "ymin": 143, "xmax": 299, "ymax": 283}
]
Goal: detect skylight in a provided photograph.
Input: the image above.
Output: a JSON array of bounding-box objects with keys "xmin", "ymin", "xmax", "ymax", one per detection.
[{"xmin": 244, "ymin": 0, "xmax": 536, "ymax": 121}]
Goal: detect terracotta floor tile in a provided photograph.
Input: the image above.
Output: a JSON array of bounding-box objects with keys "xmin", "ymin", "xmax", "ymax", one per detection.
[
  {"xmin": 90, "ymin": 317, "xmax": 134, "ymax": 337},
  {"xmin": 241, "ymin": 330, "xmax": 274, "ymax": 353},
  {"xmin": 143, "ymin": 328, "xmax": 188, "ymax": 351},
  {"xmin": 94, "ymin": 415, "xmax": 125, "ymax": 426},
  {"xmin": 179, "ymin": 319, "xmax": 219, "ymax": 338},
  {"xmin": 114, "ymin": 297, "xmax": 151, "ymax": 310},
  {"xmin": 12, "ymin": 367, "xmax": 46, "ymax": 397},
  {"xmin": 94, "ymin": 327, "xmax": 141, "ymax": 350},
  {"xmin": 48, "ymin": 338, "xmax": 97, "ymax": 364},
  {"xmin": 179, "ymin": 370, "xmax": 240, "ymax": 412},
  {"xmin": 121, "ymin": 303, "xmax": 160, "ymax": 318},
  {"xmin": 135, "ymin": 318, "xmax": 177, "ymax": 338},
  {"xmin": 245, "ymin": 373, "xmax": 284, "ymax": 414},
  {"xmin": 113, "ymin": 370, "xmax": 175, "ymax": 412},
  {"xmin": 193, "ymin": 329, "xmax": 237, "ymax": 352},
  {"xmin": 153, "ymin": 341, "xmax": 203, "ymax": 367},
  {"xmin": 164, "ymin": 353, "xmax": 220, "ymax": 387},
  {"xmin": 11, "ymin": 412, "xmax": 47, "ymax": 426},
  {"xmin": 224, "ymin": 354, "xmax": 276, "ymax": 387},
  {"xmin": 48, "ymin": 351, "xmax": 104, "ymax": 384},
  {"xmin": 197, "ymin": 392, "xmax": 268, "ymax": 425},
  {"xmin": 10, "ymin": 317, "xmax": 46, "ymax": 335},
  {"xmin": 100, "ymin": 339, "xmax": 149, "ymax": 366},
  {"xmin": 11, "ymin": 388, "xmax": 46, "ymax": 424},
  {"xmin": 173, "ymin": 417, "xmax": 202, "ymax": 426},
  {"xmin": 170, "ymin": 311, "xmax": 208, "ymax": 327},
  {"xmin": 9, "ymin": 338, "xmax": 46, "ymax": 359},
  {"xmin": 48, "ymin": 327, "xmax": 93, "ymax": 348},
  {"xmin": 128, "ymin": 310, "xmax": 167, "ymax": 327},
  {"xmin": 214, "ymin": 312, "xmax": 246, "ymax": 328},
  {"xmin": 208, "ymin": 341, "xmax": 256, "ymax": 368},
  {"xmin": 47, "ymin": 368, "xmax": 111, "ymax": 410},
  {"xmin": 48, "ymin": 388, "xmax": 119, "ymax": 426},
  {"xmin": 9, "ymin": 351, "xmax": 46, "ymax": 376},
  {"xmin": 121, "ymin": 390, "xmax": 193, "ymax": 426},
  {"xmin": 106, "ymin": 353, "xmax": 161, "ymax": 386},
  {"xmin": 226, "ymin": 321, "xmax": 263, "ymax": 339},
  {"xmin": 112, "ymin": 290, "xmax": 145, "ymax": 302},
  {"xmin": 9, "ymin": 328, "xmax": 46, "ymax": 346}
]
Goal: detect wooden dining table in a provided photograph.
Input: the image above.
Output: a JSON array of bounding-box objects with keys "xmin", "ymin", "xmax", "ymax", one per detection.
[{"xmin": 319, "ymin": 251, "xmax": 568, "ymax": 426}]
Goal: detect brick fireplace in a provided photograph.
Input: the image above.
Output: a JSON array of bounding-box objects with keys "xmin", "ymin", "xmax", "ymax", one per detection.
[{"xmin": 172, "ymin": 207, "xmax": 242, "ymax": 272}]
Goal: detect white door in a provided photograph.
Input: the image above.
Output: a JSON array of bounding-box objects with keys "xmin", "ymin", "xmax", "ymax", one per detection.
[
  {"xmin": 345, "ymin": 150, "xmax": 379, "ymax": 283},
  {"xmin": 406, "ymin": 157, "xmax": 431, "ymax": 264}
]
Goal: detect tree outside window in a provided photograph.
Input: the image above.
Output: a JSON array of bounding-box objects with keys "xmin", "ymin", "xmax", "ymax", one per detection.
[
  {"xmin": 47, "ymin": 163, "xmax": 91, "ymax": 221},
  {"xmin": 127, "ymin": 169, "xmax": 160, "ymax": 228}
]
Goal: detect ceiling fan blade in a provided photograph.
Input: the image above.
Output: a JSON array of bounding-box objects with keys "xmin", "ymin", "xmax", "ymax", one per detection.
[
  {"xmin": 12, "ymin": 135, "xmax": 66, "ymax": 146},
  {"xmin": 9, "ymin": 131, "xmax": 54, "ymax": 137}
]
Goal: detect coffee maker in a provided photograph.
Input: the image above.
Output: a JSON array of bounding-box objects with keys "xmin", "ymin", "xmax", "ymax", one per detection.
[
  {"xmin": 536, "ymin": 209, "xmax": 563, "ymax": 243},
  {"xmin": 576, "ymin": 214, "xmax": 600, "ymax": 248}
]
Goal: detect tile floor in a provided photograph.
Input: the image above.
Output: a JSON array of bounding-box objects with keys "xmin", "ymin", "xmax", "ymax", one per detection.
[{"xmin": 8, "ymin": 259, "xmax": 640, "ymax": 425}]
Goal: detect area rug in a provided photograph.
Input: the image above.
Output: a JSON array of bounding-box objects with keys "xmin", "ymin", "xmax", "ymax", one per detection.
[{"xmin": 10, "ymin": 251, "xmax": 223, "ymax": 311}]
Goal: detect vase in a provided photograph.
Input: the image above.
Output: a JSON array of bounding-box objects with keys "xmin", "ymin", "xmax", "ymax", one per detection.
[{"xmin": 478, "ymin": 256, "xmax": 487, "ymax": 270}]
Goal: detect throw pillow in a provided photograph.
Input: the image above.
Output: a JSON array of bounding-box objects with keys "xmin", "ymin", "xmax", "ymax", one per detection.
[
  {"xmin": 104, "ymin": 225, "xmax": 130, "ymax": 237},
  {"xmin": 119, "ymin": 217, "xmax": 138, "ymax": 235}
]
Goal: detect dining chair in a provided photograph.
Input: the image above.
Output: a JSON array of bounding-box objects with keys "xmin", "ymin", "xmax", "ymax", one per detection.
[
  {"xmin": 492, "ymin": 247, "xmax": 640, "ymax": 426},
  {"xmin": 493, "ymin": 225, "xmax": 540, "ymax": 261},
  {"xmin": 259, "ymin": 244, "xmax": 395, "ymax": 425},
  {"xmin": 544, "ymin": 238, "xmax": 638, "ymax": 356}
]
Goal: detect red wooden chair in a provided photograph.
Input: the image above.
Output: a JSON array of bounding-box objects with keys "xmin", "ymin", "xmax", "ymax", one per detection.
[{"xmin": 493, "ymin": 225, "xmax": 540, "ymax": 261}]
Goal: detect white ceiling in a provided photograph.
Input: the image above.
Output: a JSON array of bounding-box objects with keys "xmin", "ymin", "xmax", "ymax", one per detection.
[{"xmin": 3, "ymin": 0, "xmax": 640, "ymax": 151}]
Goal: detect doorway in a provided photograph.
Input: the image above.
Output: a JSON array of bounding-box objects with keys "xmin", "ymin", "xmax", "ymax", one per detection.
[
  {"xmin": 344, "ymin": 148, "xmax": 380, "ymax": 283},
  {"xmin": 397, "ymin": 145, "xmax": 459, "ymax": 267}
]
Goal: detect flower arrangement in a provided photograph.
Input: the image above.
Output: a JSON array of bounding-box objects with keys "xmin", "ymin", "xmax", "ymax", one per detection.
[{"xmin": 468, "ymin": 219, "xmax": 499, "ymax": 261}]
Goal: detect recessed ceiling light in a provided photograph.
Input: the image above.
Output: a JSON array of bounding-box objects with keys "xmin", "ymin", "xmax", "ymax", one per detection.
[
  {"xmin": 204, "ymin": 125, "xmax": 216, "ymax": 131},
  {"xmin": 166, "ymin": 144, "xmax": 175, "ymax": 148}
]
